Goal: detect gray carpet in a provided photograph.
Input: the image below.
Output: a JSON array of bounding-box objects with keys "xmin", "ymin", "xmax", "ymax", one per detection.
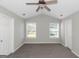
[{"xmin": 0, "ymin": 44, "xmax": 78, "ymax": 58}]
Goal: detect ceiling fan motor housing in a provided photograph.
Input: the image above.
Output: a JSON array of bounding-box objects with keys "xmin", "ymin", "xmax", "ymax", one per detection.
[{"xmin": 39, "ymin": 1, "xmax": 46, "ymax": 4}]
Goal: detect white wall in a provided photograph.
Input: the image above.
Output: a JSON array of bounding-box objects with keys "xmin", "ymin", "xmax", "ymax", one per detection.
[
  {"xmin": 14, "ymin": 18, "xmax": 24, "ymax": 51},
  {"xmin": 25, "ymin": 15, "xmax": 61, "ymax": 43}
]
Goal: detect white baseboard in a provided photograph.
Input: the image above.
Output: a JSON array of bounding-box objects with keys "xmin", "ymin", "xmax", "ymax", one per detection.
[
  {"xmin": 0, "ymin": 53, "xmax": 9, "ymax": 55},
  {"xmin": 72, "ymin": 50, "xmax": 79, "ymax": 57},
  {"xmin": 24, "ymin": 42, "xmax": 61, "ymax": 44},
  {"xmin": 12, "ymin": 42, "xmax": 24, "ymax": 53},
  {"xmin": 61, "ymin": 43, "xmax": 65, "ymax": 46},
  {"xmin": 0, "ymin": 51, "xmax": 12, "ymax": 55}
]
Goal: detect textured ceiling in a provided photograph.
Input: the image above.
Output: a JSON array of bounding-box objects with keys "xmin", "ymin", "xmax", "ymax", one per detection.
[{"xmin": 0, "ymin": 0, "xmax": 79, "ymax": 19}]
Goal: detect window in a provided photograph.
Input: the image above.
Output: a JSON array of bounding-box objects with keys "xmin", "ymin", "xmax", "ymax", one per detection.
[
  {"xmin": 26, "ymin": 23, "xmax": 36, "ymax": 38},
  {"xmin": 49, "ymin": 23, "xmax": 59, "ymax": 38}
]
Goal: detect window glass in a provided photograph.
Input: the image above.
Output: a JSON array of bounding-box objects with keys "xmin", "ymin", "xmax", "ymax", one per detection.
[
  {"xmin": 49, "ymin": 23, "xmax": 59, "ymax": 38},
  {"xmin": 26, "ymin": 23, "xmax": 36, "ymax": 38}
]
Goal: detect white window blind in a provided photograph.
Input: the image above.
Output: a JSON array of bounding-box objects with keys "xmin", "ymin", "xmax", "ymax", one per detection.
[
  {"xmin": 49, "ymin": 23, "xmax": 59, "ymax": 38},
  {"xmin": 26, "ymin": 23, "xmax": 36, "ymax": 38}
]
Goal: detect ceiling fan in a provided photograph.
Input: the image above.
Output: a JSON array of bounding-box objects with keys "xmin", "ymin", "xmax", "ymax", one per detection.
[{"xmin": 26, "ymin": 0, "xmax": 57, "ymax": 12}]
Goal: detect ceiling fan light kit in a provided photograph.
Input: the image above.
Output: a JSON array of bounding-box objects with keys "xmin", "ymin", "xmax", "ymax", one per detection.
[{"xmin": 26, "ymin": 0, "xmax": 57, "ymax": 12}]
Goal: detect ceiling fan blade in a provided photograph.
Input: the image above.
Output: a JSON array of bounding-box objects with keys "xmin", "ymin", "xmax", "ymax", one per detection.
[
  {"xmin": 46, "ymin": 0, "xmax": 57, "ymax": 5},
  {"xmin": 44, "ymin": 6, "xmax": 51, "ymax": 11},
  {"xmin": 39, "ymin": 0, "xmax": 42, "ymax": 1},
  {"xmin": 36, "ymin": 6, "xmax": 40, "ymax": 12},
  {"xmin": 26, "ymin": 3, "xmax": 39, "ymax": 5}
]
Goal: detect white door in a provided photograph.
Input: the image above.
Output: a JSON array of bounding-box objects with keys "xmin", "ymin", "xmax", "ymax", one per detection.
[
  {"xmin": 0, "ymin": 14, "xmax": 13, "ymax": 55},
  {"xmin": 65, "ymin": 19, "xmax": 72, "ymax": 49}
]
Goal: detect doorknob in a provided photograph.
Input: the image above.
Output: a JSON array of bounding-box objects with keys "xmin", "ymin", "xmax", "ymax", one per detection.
[{"xmin": 0, "ymin": 40, "xmax": 3, "ymax": 43}]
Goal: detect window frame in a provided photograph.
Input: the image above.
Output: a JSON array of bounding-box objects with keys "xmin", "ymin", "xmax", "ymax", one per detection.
[
  {"xmin": 49, "ymin": 23, "xmax": 59, "ymax": 38},
  {"xmin": 26, "ymin": 23, "xmax": 37, "ymax": 39}
]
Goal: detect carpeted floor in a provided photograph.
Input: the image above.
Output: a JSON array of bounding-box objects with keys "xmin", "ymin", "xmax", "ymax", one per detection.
[{"xmin": 0, "ymin": 44, "xmax": 78, "ymax": 58}]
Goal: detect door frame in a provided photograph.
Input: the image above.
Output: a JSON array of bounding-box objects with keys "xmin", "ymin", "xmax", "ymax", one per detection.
[{"xmin": 65, "ymin": 19, "xmax": 72, "ymax": 50}]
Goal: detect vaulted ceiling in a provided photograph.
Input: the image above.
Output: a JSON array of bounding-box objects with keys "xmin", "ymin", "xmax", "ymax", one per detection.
[{"xmin": 0, "ymin": 0, "xmax": 79, "ymax": 19}]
